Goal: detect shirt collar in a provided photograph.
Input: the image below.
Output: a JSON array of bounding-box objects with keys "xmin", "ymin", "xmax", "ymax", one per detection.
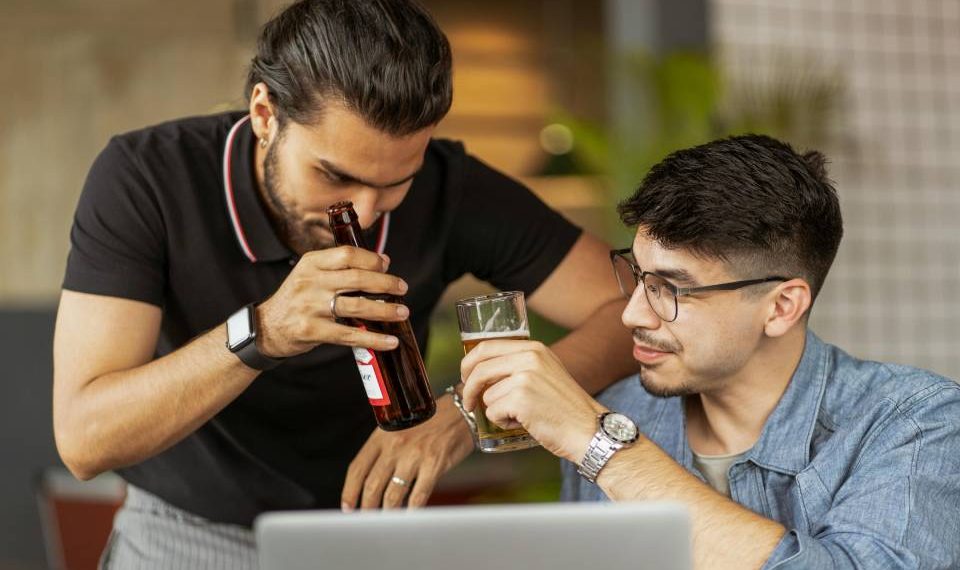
[
  {"xmin": 222, "ymin": 115, "xmax": 294, "ymax": 263},
  {"xmin": 744, "ymin": 330, "xmax": 831, "ymax": 475},
  {"xmin": 221, "ymin": 115, "xmax": 392, "ymax": 263}
]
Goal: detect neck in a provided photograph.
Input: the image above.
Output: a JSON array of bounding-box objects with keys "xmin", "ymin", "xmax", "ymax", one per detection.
[{"xmin": 686, "ymin": 327, "xmax": 807, "ymax": 456}]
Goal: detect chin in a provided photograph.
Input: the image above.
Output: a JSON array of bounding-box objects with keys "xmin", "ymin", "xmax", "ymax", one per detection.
[{"xmin": 638, "ymin": 370, "xmax": 695, "ymax": 399}]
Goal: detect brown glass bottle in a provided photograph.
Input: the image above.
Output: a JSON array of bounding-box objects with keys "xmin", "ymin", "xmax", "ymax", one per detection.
[{"xmin": 326, "ymin": 201, "xmax": 436, "ymax": 430}]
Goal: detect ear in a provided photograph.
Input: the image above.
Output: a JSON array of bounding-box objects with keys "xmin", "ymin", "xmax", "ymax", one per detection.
[
  {"xmin": 248, "ymin": 82, "xmax": 278, "ymax": 143},
  {"xmin": 763, "ymin": 279, "xmax": 812, "ymax": 338}
]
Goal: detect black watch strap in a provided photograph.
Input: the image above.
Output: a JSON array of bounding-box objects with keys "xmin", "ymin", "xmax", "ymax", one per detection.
[
  {"xmin": 235, "ymin": 334, "xmax": 285, "ymax": 371},
  {"xmin": 228, "ymin": 304, "xmax": 285, "ymax": 371}
]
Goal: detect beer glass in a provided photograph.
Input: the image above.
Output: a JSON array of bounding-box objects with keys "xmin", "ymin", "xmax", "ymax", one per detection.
[{"xmin": 456, "ymin": 291, "xmax": 540, "ymax": 453}]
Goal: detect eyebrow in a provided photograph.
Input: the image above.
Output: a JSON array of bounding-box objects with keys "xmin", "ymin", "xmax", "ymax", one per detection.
[
  {"xmin": 628, "ymin": 249, "xmax": 700, "ymax": 287},
  {"xmin": 652, "ymin": 268, "xmax": 700, "ymax": 287},
  {"xmin": 318, "ymin": 159, "xmax": 422, "ymax": 189}
]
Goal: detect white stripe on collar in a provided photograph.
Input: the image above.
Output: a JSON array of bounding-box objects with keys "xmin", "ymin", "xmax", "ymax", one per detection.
[{"xmin": 223, "ymin": 115, "xmax": 257, "ymax": 262}]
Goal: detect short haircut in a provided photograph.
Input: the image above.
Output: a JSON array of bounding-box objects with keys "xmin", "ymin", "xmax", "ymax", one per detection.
[{"xmin": 618, "ymin": 134, "xmax": 843, "ymax": 301}]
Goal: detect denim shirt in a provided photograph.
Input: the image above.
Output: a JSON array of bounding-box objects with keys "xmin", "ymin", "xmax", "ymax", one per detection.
[{"xmin": 561, "ymin": 331, "xmax": 960, "ymax": 569}]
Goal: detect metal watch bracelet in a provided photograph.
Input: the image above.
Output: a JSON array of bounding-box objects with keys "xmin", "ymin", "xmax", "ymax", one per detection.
[{"xmin": 577, "ymin": 432, "xmax": 623, "ymax": 484}]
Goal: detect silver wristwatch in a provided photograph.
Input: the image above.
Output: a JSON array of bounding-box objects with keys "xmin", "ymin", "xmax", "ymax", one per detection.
[{"xmin": 577, "ymin": 412, "xmax": 639, "ymax": 484}]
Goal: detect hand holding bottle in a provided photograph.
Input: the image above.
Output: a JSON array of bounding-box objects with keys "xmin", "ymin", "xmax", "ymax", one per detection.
[{"xmin": 256, "ymin": 246, "xmax": 409, "ymax": 357}]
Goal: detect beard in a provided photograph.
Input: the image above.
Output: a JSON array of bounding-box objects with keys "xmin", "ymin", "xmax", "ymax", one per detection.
[
  {"xmin": 261, "ymin": 140, "xmax": 334, "ymax": 252},
  {"xmin": 633, "ymin": 328, "xmax": 696, "ymax": 398},
  {"xmin": 638, "ymin": 371, "xmax": 697, "ymax": 399}
]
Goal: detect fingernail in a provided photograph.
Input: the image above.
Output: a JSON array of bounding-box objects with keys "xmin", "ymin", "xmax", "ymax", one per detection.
[
  {"xmin": 398, "ymin": 280, "xmax": 408, "ymax": 294},
  {"xmin": 386, "ymin": 336, "xmax": 399, "ymax": 348},
  {"xmin": 380, "ymin": 254, "xmax": 391, "ymax": 270},
  {"xmin": 341, "ymin": 502, "xmax": 353, "ymax": 513},
  {"xmin": 396, "ymin": 305, "xmax": 409, "ymax": 318}
]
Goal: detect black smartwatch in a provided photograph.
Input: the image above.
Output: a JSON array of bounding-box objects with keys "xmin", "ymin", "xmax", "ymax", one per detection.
[{"xmin": 226, "ymin": 303, "xmax": 285, "ymax": 371}]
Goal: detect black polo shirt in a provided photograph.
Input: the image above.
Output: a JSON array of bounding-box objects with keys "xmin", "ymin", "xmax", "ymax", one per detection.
[{"xmin": 63, "ymin": 111, "xmax": 581, "ymax": 526}]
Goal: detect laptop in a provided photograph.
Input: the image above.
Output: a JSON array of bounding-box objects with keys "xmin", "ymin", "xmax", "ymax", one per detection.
[{"xmin": 255, "ymin": 501, "xmax": 691, "ymax": 570}]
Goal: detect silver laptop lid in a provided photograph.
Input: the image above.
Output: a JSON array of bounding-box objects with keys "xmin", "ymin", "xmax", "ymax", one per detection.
[{"xmin": 256, "ymin": 501, "xmax": 690, "ymax": 570}]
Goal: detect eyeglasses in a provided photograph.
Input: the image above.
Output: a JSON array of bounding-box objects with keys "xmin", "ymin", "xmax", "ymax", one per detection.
[{"xmin": 609, "ymin": 248, "xmax": 789, "ymax": 322}]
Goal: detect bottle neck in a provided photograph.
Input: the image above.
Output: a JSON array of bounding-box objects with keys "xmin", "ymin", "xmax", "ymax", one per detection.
[
  {"xmin": 330, "ymin": 219, "xmax": 368, "ymax": 250},
  {"xmin": 328, "ymin": 202, "xmax": 369, "ymax": 250}
]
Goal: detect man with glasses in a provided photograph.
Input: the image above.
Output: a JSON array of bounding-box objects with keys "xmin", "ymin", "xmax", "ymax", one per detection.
[{"xmin": 461, "ymin": 135, "xmax": 960, "ymax": 569}]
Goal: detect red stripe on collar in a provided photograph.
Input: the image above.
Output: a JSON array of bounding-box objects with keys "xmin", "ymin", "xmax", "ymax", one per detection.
[
  {"xmin": 223, "ymin": 115, "xmax": 257, "ymax": 262},
  {"xmin": 375, "ymin": 211, "xmax": 390, "ymax": 254}
]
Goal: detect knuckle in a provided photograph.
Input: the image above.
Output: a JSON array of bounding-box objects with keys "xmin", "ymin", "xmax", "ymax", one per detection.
[
  {"xmin": 291, "ymin": 276, "xmax": 310, "ymax": 294},
  {"xmin": 295, "ymin": 316, "xmax": 312, "ymax": 338},
  {"xmin": 342, "ymin": 328, "xmax": 361, "ymax": 345},
  {"xmin": 408, "ymin": 493, "xmax": 427, "ymax": 506},
  {"xmin": 341, "ymin": 269, "xmax": 361, "ymax": 287},
  {"xmin": 333, "ymin": 246, "xmax": 353, "ymax": 264},
  {"xmin": 337, "ymin": 295, "xmax": 357, "ymax": 315}
]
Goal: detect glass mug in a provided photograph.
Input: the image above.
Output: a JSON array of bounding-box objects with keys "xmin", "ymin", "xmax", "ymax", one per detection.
[{"xmin": 456, "ymin": 291, "xmax": 540, "ymax": 453}]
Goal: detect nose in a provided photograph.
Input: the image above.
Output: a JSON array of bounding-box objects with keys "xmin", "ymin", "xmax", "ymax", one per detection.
[
  {"xmin": 351, "ymin": 190, "xmax": 380, "ymax": 229},
  {"xmin": 621, "ymin": 286, "xmax": 661, "ymax": 331}
]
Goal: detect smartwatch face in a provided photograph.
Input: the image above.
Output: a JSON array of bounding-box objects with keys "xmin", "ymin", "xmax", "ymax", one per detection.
[
  {"xmin": 602, "ymin": 413, "xmax": 639, "ymax": 444},
  {"xmin": 227, "ymin": 307, "xmax": 254, "ymax": 351}
]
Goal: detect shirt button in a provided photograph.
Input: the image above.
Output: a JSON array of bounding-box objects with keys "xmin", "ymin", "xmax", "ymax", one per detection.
[{"xmin": 288, "ymin": 257, "xmax": 298, "ymax": 266}]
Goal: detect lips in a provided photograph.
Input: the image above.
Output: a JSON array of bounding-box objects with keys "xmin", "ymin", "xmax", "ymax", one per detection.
[{"xmin": 632, "ymin": 344, "xmax": 671, "ymax": 364}]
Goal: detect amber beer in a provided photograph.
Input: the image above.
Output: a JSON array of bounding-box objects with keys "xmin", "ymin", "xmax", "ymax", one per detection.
[
  {"xmin": 461, "ymin": 330, "xmax": 537, "ymax": 451},
  {"xmin": 327, "ymin": 201, "xmax": 436, "ymax": 431},
  {"xmin": 456, "ymin": 291, "xmax": 540, "ymax": 452}
]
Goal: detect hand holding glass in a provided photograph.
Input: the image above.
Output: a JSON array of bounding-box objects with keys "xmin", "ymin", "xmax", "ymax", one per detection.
[{"xmin": 456, "ymin": 291, "xmax": 540, "ymax": 453}]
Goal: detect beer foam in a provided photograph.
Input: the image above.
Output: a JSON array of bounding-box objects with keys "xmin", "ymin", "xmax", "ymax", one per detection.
[{"xmin": 460, "ymin": 330, "xmax": 530, "ymax": 341}]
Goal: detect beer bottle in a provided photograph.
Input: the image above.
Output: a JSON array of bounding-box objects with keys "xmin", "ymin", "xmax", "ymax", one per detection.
[{"xmin": 327, "ymin": 201, "xmax": 436, "ymax": 430}]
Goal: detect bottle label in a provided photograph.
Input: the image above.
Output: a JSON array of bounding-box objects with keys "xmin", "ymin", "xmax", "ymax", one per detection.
[{"xmin": 352, "ymin": 346, "xmax": 391, "ymax": 406}]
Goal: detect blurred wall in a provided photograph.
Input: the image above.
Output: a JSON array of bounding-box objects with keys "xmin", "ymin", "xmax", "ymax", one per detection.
[
  {"xmin": 712, "ymin": 0, "xmax": 960, "ymax": 379},
  {"xmin": 0, "ymin": 0, "xmax": 260, "ymax": 305}
]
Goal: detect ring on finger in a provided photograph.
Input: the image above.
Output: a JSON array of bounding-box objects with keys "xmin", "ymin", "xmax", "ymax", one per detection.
[
  {"xmin": 329, "ymin": 291, "xmax": 344, "ymax": 319},
  {"xmin": 390, "ymin": 475, "xmax": 409, "ymax": 487}
]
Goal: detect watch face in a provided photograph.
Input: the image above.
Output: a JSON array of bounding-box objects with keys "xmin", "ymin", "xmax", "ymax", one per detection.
[
  {"xmin": 227, "ymin": 306, "xmax": 254, "ymax": 350},
  {"xmin": 602, "ymin": 413, "xmax": 639, "ymax": 443}
]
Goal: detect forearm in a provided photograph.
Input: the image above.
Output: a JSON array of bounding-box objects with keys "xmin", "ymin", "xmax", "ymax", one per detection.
[
  {"xmin": 55, "ymin": 323, "xmax": 258, "ymax": 479},
  {"xmin": 550, "ymin": 299, "xmax": 635, "ymax": 395},
  {"xmin": 597, "ymin": 438, "xmax": 785, "ymax": 570}
]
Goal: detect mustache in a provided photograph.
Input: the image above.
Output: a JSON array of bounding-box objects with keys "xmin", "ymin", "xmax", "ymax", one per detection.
[{"xmin": 632, "ymin": 329, "xmax": 680, "ymax": 353}]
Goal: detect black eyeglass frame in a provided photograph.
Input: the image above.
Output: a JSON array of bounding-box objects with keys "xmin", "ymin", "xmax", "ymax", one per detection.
[{"xmin": 609, "ymin": 248, "xmax": 790, "ymax": 322}]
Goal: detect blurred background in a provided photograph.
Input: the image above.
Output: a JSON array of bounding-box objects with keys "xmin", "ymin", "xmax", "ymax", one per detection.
[{"xmin": 2, "ymin": 0, "xmax": 959, "ymax": 568}]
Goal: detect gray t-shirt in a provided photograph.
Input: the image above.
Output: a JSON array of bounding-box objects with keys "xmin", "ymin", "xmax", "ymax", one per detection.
[{"xmin": 691, "ymin": 450, "xmax": 749, "ymax": 497}]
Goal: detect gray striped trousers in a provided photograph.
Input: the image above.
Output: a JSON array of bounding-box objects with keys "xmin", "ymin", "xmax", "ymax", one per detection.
[{"xmin": 99, "ymin": 486, "xmax": 258, "ymax": 570}]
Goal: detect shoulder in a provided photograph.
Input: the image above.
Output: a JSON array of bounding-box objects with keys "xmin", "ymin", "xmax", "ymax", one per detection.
[
  {"xmin": 106, "ymin": 112, "xmax": 241, "ymax": 172},
  {"xmin": 819, "ymin": 341, "xmax": 960, "ymax": 432},
  {"xmin": 423, "ymin": 137, "xmax": 515, "ymax": 186},
  {"xmin": 425, "ymin": 137, "xmax": 466, "ymax": 161}
]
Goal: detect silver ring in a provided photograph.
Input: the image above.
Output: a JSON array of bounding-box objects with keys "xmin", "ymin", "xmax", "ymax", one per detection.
[
  {"xmin": 390, "ymin": 475, "xmax": 408, "ymax": 487},
  {"xmin": 329, "ymin": 292, "xmax": 342, "ymax": 319}
]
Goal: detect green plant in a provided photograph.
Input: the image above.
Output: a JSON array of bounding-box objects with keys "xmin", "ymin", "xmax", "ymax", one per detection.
[{"xmin": 556, "ymin": 50, "xmax": 845, "ymax": 243}]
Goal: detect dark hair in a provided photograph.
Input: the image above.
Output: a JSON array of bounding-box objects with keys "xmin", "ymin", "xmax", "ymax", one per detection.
[
  {"xmin": 245, "ymin": 0, "xmax": 452, "ymax": 136},
  {"xmin": 618, "ymin": 134, "xmax": 843, "ymax": 301}
]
